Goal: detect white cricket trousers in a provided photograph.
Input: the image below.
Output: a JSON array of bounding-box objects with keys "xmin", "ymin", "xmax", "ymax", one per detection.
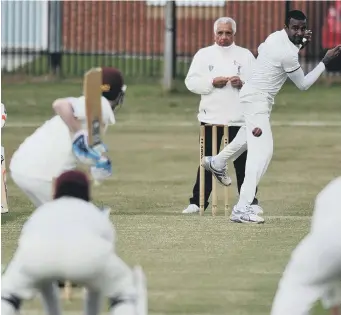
[
  {"xmin": 1, "ymin": 233, "xmax": 136, "ymax": 315},
  {"xmin": 271, "ymin": 228, "xmax": 341, "ymax": 314},
  {"xmin": 215, "ymin": 91, "xmax": 274, "ymax": 206},
  {"xmin": 10, "ymin": 172, "xmax": 53, "ymax": 207}
]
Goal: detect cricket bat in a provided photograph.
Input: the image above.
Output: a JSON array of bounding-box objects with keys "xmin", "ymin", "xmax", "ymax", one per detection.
[
  {"xmin": 1, "ymin": 147, "xmax": 9, "ymax": 213},
  {"xmin": 83, "ymin": 68, "xmax": 104, "ymax": 187},
  {"xmin": 84, "ymin": 67, "xmax": 103, "ymax": 150}
]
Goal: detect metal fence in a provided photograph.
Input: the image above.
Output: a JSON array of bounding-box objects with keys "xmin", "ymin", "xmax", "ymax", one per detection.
[{"xmin": 1, "ymin": 0, "xmax": 341, "ymax": 80}]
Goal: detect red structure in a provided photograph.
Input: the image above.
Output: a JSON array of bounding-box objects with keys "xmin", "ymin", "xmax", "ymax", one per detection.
[
  {"xmin": 61, "ymin": 1, "xmax": 334, "ymax": 57},
  {"xmin": 322, "ymin": 0, "xmax": 341, "ymax": 49},
  {"xmin": 62, "ymin": 1, "xmax": 285, "ymax": 56}
]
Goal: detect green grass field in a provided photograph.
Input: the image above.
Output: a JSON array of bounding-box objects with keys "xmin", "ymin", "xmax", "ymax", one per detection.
[{"xmin": 1, "ymin": 80, "xmax": 340, "ymax": 315}]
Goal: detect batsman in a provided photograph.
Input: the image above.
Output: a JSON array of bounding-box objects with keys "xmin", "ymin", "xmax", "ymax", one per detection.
[{"xmin": 9, "ymin": 67, "xmax": 126, "ymax": 207}]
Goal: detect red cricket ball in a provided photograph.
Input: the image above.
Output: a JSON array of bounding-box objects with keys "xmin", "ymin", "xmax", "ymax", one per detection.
[{"xmin": 252, "ymin": 127, "xmax": 262, "ymax": 137}]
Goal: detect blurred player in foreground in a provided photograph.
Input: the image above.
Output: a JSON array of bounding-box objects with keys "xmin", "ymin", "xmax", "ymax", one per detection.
[
  {"xmin": 202, "ymin": 10, "xmax": 341, "ymax": 224},
  {"xmin": 1, "ymin": 170, "xmax": 147, "ymax": 315},
  {"xmin": 9, "ymin": 67, "xmax": 126, "ymax": 208},
  {"xmin": 271, "ymin": 177, "xmax": 341, "ymax": 315},
  {"xmin": 1, "ymin": 102, "xmax": 9, "ymax": 214}
]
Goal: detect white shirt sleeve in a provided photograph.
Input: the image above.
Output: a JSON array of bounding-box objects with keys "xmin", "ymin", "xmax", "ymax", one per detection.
[
  {"xmin": 66, "ymin": 96, "xmax": 115, "ymax": 126},
  {"xmin": 287, "ymin": 62, "xmax": 326, "ymax": 91},
  {"xmin": 311, "ymin": 177, "xmax": 341, "ymax": 233},
  {"xmin": 271, "ymin": 177, "xmax": 341, "ymax": 315},
  {"xmin": 282, "ymin": 52, "xmax": 301, "ymax": 73},
  {"xmin": 185, "ymin": 50, "xmax": 214, "ymax": 95},
  {"xmin": 240, "ymin": 50, "xmax": 256, "ymax": 82},
  {"xmin": 66, "ymin": 97, "xmax": 86, "ymax": 119},
  {"xmin": 270, "ymin": 231, "xmax": 340, "ymax": 315}
]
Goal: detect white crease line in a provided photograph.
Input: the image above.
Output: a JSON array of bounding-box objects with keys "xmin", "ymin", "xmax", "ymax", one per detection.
[
  {"xmin": 176, "ymin": 215, "xmax": 312, "ymax": 220},
  {"xmin": 272, "ymin": 121, "xmax": 341, "ymax": 127},
  {"xmin": 5, "ymin": 121, "xmax": 341, "ymax": 128},
  {"xmin": 22, "ymin": 311, "xmax": 169, "ymax": 315},
  {"xmin": 22, "ymin": 311, "xmax": 212, "ymax": 315},
  {"xmin": 264, "ymin": 215, "xmax": 311, "ymax": 220}
]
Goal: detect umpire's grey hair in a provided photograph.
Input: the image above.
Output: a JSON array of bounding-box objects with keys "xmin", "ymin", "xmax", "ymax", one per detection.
[{"xmin": 213, "ymin": 17, "xmax": 237, "ymax": 35}]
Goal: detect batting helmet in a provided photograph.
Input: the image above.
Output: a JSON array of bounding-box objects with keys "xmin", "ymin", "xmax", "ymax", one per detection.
[{"xmin": 101, "ymin": 67, "xmax": 127, "ymax": 110}]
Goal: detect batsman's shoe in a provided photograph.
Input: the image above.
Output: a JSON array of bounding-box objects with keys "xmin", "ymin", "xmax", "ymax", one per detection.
[
  {"xmin": 72, "ymin": 130, "xmax": 102, "ymax": 165},
  {"xmin": 251, "ymin": 204, "xmax": 264, "ymax": 215},
  {"xmin": 1, "ymin": 206, "xmax": 8, "ymax": 214},
  {"xmin": 201, "ymin": 156, "xmax": 232, "ymax": 187},
  {"xmin": 230, "ymin": 205, "xmax": 265, "ymax": 224},
  {"xmin": 182, "ymin": 204, "xmax": 200, "ymax": 214}
]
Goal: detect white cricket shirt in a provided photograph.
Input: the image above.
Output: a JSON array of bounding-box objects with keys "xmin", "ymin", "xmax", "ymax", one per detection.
[
  {"xmin": 10, "ymin": 96, "xmax": 115, "ymax": 180},
  {"xmin": 185, "ymin": 43, "xmax": 255, "ymax": 126},
  {"xmin": 240, "ymin": 29, "xmax": 302, "ymax": 104},
  {"xmin": 20, "ymin": 197, "xmax": 115, "ymax": 244},
  {"xmin": 311, "ymin": 176, "xmax": 341, "ymax": 234},
  {"xmin": 270, "ymin": 177, "xmax": 341, "ymax": 315}
]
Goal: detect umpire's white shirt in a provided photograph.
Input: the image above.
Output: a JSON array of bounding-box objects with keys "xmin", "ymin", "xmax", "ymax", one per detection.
[{"xmin": 185, "ymin": 43, "xmax": 255, "ymax": 126}]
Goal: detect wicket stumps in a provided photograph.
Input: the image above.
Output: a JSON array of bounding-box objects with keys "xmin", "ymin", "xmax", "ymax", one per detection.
[{"xmin": 199, "ymin": 124, "xmax": 230, "ymax": 217}]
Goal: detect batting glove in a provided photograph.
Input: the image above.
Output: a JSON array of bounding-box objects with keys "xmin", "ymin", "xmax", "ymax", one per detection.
[
  {"xmin": 93, "ymin": 143, "xmax": 108, "ymax": 155},
  {"xmin": 90, "ymin": 157, "xmax": 112, "ymax": 182},
  {"xmin": 72, "ymin": 130, "xmax": 102, "ymax": 165}
]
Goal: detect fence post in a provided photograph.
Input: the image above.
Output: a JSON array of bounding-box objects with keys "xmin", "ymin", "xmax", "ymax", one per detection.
[
  {"xmin": 163, "ymin": 1, "xmax": 176, "ymax": 91},
  {"xmin": 285, "ymin": 1, "xmax": 291, "ymax": 16},
  {"xmin": 48, "ymin": 0, "xmax": 62, "ymax": 77}
]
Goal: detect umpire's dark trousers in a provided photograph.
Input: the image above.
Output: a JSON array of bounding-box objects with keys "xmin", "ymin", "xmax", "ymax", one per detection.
[{"xmin": 189, "ymin": 122, "xmax": 259, "ymax": 210}]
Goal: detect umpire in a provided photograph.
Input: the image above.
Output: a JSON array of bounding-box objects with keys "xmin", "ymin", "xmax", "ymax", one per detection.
[{"xmin": 182, "ymin": 17, "xmax": 263, "ymax": 215}]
